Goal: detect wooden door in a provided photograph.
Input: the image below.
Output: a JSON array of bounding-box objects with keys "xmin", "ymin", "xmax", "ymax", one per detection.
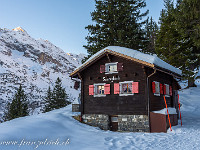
[{"xmin": 110, "ymin": 116, "xmax": 118, "ymax": 131}]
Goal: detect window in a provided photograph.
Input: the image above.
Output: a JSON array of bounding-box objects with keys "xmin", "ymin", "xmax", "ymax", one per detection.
[
  {"xmin": 164, "ymin": 84, "xmax": 170, "ymax": 97},
  {"xmin": 152, "ymin": 82, "xmax": 172, "ymax": 97},
  {"xmin": 111, "ymin": 117, "xmax": 118, "ymax": 122},
  {"xmin": 105, "ymin": 62, "xmax": 118, "ymax": 74},
  {"xmin": 108, "ymin": 64, "xmax": 117, "ymax": 72},
  {"xmin": 121, "ymin": 82, "xmax": 132, "ymax": 94},
  {"xmin": 114, "ymin": 81, "xmax": 139, "ymax": 96},
  {"xmin": 89, "ymin": 83, "xmax": 110, "ymax": 97},
  {"xmin": 122, "ymin": 118, "xmax": 127, "ymax": 122},
  {"xmin": 94, "ymin": 83, "xmax": 106, "ymax": 97},
  {"xmin": 100, "ymin": 62, "xmax": 123, "ymax": 74},
  {"xmin": 152, "ymin": 81, "xmax": 160, "ymax": 96},
  {"xmin": 119, "ymin": 81, "xmax": 134, "ymax": 96}
]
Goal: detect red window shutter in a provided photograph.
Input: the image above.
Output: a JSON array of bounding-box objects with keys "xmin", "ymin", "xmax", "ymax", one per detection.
[
  {"xmin": 163, "ymin": 85, "xmax": 166, "ymax": 95},
  {"xmin": 132, "ymin": 82, "xmax": 139, "ymax": 93},
  {"xmin": 104, "ymin": 84, "xmax": 110, "ymax": 95},
  {"xmin": 117, "ymin": 63, "xmax": 123, "ymax": 71},
  {"xmin": 152, "ymin": 82, "xmax": 156, "ymax": 93},
  {"xmin": 170, "ymin": 86, "xmax": 172, "ymax": 96},
  {"xmin": 114, "ymin": 83, "xmax": 120, "ymax": 94},
  {"xmin": 160, "ymin": 83, "xmax": 163, "ymax": 94},
  {"xmin": 89, "ymin": 85, "xmax": 94, "ymax": 95},
  {"xmin": 100, "ymin": 65, "xmax": 105, "ymax": 73}
]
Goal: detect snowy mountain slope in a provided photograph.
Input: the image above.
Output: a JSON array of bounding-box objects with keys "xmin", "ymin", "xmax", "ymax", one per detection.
[
  {"xmin": 0, "ymin": 27, "xmax": 86, "ymax": 120},
  {"xmin": 0, "ymin": 84, "xmax": 200, "ymax": 150}
]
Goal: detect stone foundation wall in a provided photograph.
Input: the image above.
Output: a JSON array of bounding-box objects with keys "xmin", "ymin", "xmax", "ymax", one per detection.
[
  {"xmin": 82, "ymin": 114, "xmax": 149, "ymax": 132},
  {"xmin": 118, "ymin": 115, "xmax": 149, "ymax": 132},
  {"xmin": 82, "ymin": 114, "xmax": 109, "ymax": 130}
]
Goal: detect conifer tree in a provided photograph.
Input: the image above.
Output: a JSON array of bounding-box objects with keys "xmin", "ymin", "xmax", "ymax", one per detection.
[
  {"xmin": 52, "ymin": 77, "xmax": 70, "ymax": 109},
  {"xmin": 144, "ymin": 17, "xmax": 158, "ymax": 54},
  {"xmin": 83, "ymin": 0, "xmax": 149, "ymax": 62},
  {"xmin": 3, "ymin": 85, "xmax": 29, "ymax": 121},
  {"xmin": 43, "ymin": 86, "xmax": 53, "ymax": 112},
  {"xmin": 155, "ymin": 0, "xmax": 200, "ymax": 87},
  {"xmin": 43, "ymin": 78, "xmax": 71, "ymax": 112},
  {"xmin": 174, "ymin": 0, "xmax": 200, "ymax": 86},
  {"xmin": 155, "ymin": 0, "xmax": 181, "ymax": 66}
]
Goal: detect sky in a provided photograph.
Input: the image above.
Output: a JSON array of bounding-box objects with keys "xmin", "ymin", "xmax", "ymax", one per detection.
[{"xmin": 0, "ymin": 0, "xmax": 165, "ymax": 55}]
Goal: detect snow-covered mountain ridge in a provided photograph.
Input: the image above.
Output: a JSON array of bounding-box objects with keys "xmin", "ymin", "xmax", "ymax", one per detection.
[{"xmin": 0, "ymin": 27, "xmax": 86, "ymax": 120}]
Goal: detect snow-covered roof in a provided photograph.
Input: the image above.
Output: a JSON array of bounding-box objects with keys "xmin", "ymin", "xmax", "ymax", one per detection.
[{"xmin": 70, "ymin": 46, "xmax": 182, "ymax": 76}]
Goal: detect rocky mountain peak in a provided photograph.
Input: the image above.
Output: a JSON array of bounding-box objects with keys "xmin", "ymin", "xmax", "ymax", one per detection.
[
  {"xmin": 12, "ymin": 27, "xmax": 27, "ymax": 33},
  {"xmin": 0, "ymin": 27, "xmax": 86, "ymax": 121}
]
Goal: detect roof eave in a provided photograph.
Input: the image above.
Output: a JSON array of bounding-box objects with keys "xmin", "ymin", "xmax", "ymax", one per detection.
[
  {"xmin": 70, "ymin": 49, "xmax": 155, "ymax": 78},
  {"xmin": 70, "ymin": 50, "xmax": 108, "ymax": 77},
  {"xmin": 154, "ymin": 65, "xmax": 182, "ymax": 78},
  {"xmin": 70, "ymin": 49, "xmax": 182, "ymax": 78}
]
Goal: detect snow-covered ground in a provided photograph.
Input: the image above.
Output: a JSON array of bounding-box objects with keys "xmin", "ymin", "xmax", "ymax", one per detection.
[{"xmin": 0, "ymin": 84, "xmax": 200, "ymax": 150}]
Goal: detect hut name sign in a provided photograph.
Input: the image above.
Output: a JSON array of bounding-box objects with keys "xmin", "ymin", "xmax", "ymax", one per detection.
[{"xmin": 103, "ymin": 76, "xmax": 120, "ymax": 82}]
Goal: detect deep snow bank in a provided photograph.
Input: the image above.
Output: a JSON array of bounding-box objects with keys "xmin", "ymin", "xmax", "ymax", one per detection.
[{"xmin": 0, "ymin": 85, "xmax": 200, "ymax": 150}]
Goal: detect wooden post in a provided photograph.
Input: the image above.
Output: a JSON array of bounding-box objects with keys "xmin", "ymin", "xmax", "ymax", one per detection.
[{"xmin": 164, "ymin": 96, "xmax": 172, "ymax": 131}]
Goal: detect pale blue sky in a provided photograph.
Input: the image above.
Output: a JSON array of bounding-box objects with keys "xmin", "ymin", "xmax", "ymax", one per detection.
[{"xmin": 0, "ymin": 0, "xmax": 164, "ymax": 54}]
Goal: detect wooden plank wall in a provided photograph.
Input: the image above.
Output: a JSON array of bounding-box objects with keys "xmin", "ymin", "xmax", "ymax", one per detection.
[
  {"xmin": 80, "ymin": 54, "xmax": 148, "ymax": 115},
  {"xmin": 79, "ymin": 53, "xmax": 177, "ymax": 115}
]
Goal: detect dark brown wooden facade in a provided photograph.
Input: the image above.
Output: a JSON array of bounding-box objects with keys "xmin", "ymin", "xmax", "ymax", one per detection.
[
  {"xmin": 71, "ymin": 52, "xmax": 180, "ymax": 115},
  {"xmin": 82, "ymin": 54, "xmax": 147, "ymax": 115}
]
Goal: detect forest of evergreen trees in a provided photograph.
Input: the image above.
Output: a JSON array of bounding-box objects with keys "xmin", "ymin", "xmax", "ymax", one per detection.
[
  {"xmin": 3, "ymin": 77, "xmax": 71, "ymax": 122},
  {"xmin": 83, "ymin": 0, "xmax": 200, "ymax": 87}
]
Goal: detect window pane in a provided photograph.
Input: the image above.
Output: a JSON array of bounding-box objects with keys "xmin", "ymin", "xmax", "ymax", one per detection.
[
  {"xmin": 121, "ymin": 83, "xmax": 132, "ymax": 94},
  {"xmin": 108, "ymin": 64, "xmax": 117, "ymax": 72},
  {"xmin": 166, "ymin": 85, "xmax": 169, "ymax": 95},
  {"xmin": 113, "ymin": 65, "xmax": 117, "ymax": 71},
  {"xmin": 128, "ymin": 83, "xmax": 132, "ymax": 93},
  {"xmin": 101, "ymin": 86, "xmax": 104, "ymax": 94},
  {"xmin": 122, "ymin": 83, "xmax": 127, "ymax": 93},
  {"xmin": 108, "ymin": 66, "xmax": 111, "ymax": 71},
  {"xmin": 110, "ymin": 65, "xmax": 114, "ymax": 71},
  {"xmin": 155, "ymin": 82, "xmax": 160, "ymax": 94},
  {"xmin": 97, "ymin": 86, "xmax": 101, "ymax": 94},
  {"xmin": 97, "ymin": 85, "xmax": 104, "ymax": 95},
  {"xmin": 111, "ymin": 117, "xmax": 118, "ymax": 122}
]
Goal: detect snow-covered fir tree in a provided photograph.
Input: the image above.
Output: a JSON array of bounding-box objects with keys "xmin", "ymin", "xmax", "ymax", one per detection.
[
  {"xmin": 3, "ymin": 85, "xmax": 29, "ymax": 121},
  {"xmin": 43, "ymin": 78, "xmax": 71, "ymax": 112}
]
